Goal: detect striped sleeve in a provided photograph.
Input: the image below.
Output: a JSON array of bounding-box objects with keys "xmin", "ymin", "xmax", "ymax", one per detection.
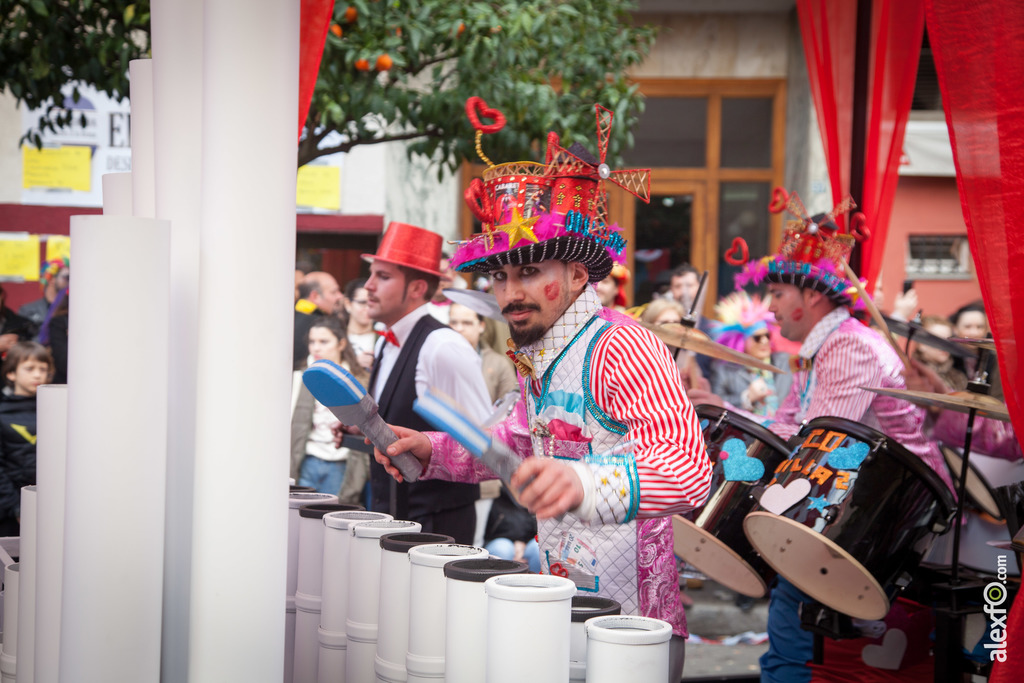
[
  {"xmin": 590, "ymin": 324, "xmax": 712, "ymax": 518},
  {"xmin": 798, "ymin": 333, "xmax": 881, "ymax": 425}
]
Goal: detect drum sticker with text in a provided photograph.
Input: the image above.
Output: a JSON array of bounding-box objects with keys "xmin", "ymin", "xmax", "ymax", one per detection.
[
  {"xmin": 720, "ymin": 438, "xmax": 766, "ymax": 481},
  {"xmin": 765, "ymin": 429, "xmax": 867, "ymax": 517}
]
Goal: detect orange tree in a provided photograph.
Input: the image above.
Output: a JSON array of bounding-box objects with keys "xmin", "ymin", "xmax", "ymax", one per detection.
[
  {"xmin": 301, "ymin": 0, "xmax": 654, "ymax": 172},
  {"xmin": 2, "ymin": 1, "xmax": 654, "ymax": 172}
]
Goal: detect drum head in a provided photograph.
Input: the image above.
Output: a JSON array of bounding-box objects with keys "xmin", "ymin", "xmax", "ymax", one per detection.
[
  {"xmin": 672, "ymin": 515, "xmax": 767, "ymax": 598},
  {"xmin": 744, "ymin": 512, "xmax": 889, "ymax": 621},
  {"xmin": 942, "ymin": 446, "xmax": 1002, "ymax": 519}
]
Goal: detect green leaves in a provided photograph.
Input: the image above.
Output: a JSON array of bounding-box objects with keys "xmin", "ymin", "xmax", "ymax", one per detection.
[{"xmin": 0, "ymin": 0, "xmax": 151, "ymax": 147}]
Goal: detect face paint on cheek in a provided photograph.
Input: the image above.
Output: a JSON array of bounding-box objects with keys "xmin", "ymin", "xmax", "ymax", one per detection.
[
  {"xmin": 543, "ymin": 282, "xmax": 560, "ymax": 301},
  {"xmin": 791, "ymin": 308, "xmax": 804, "ymax": 322}
]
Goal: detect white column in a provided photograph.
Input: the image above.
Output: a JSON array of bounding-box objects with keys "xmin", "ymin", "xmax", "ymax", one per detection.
[
  {"xmin": 149, "ymin": 2, "xmax": 205, "ymax": 680},
  {"xmin": 15, "ymin": 487, "xmax": 36, "ymax": 683},
  {"xmin": 59, "ymin": 215, "xmax": 170, "ymax": 683},
  {"xmin": 128, "ymin": 59, "xmax": 156, "ymax": 218},
  {"xmin": 188, "ymin": 0, "xmax": 300, "ymax": 680},
  {"xmin": 34, "ymin": 386, "xmax": 68, "ymax": 683},
  {"xmin": 1, "ymin": 564, "xmax": 19, "ymax": 683},
  {"xmin": 101, "ymin": 173, "xmax": 133, "ymax": 216}
]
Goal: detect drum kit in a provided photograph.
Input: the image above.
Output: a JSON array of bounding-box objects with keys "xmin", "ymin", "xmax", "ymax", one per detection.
[{"xmin": 654, "ymin": 313, "xmax": 1021, "ymax": 680}]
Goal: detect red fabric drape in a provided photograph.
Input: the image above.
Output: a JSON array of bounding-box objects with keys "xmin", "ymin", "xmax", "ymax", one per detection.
[
  {"xmin": 797, "ymin": 0, "xmax": 857, "ymax": 212},
  {"xmin": 924, "ymin": 0, "xmax": 1024, "ymax": 474},
  {"xmin": 298, "ymin": 0, "xmax": 334, "ymax": 142},
  {"xmin": 797, "ymin": 0, "xmax": 924, "ymax": 291},
  {"xmin": 859, "ymin": 1, "xmax": 925, "ymax": 291}
]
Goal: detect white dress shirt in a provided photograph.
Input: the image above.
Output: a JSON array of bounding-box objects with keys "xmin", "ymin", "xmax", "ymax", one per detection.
[{"xmin": 372, "ymin": 304, "xmax": 492, "ymax": 422}]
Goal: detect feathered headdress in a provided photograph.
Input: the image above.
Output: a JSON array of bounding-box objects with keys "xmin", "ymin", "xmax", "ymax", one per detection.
[{"xmin": 709, "ymin": 292, "xmax": 775, "ymax": 352}]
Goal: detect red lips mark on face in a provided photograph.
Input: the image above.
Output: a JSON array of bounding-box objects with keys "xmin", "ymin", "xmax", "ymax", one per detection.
[
  {"xmin": 544, "ymin": 282, "xmax": 560, "ymax": 301},
  {"xmin": 791, "ymin": 308, "xmax": 804, "ymax": 321}
]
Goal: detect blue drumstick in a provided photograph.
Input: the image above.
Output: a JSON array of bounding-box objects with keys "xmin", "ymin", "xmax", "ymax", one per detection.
[
  {"xmin": 413, "ymin": 388, "xmax": 522, "ymax": 488},
  {"xmin": 302, "ymin": 359, "xmax": 423, "ymax": 482}
]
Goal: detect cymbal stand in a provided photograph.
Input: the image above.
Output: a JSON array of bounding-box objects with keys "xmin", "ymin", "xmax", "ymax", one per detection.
[{"xmin": 679, "ymin": 270, "xmax": 709, "ymax": 331}]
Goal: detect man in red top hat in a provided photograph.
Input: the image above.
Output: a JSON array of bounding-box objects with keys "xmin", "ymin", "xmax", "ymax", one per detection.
[{"xmin": 359, "ymin": 221, "xmax": 491, "ymax": 543}]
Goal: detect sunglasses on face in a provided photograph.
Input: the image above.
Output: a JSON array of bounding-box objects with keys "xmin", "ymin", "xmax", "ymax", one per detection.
[{"xmin": 751, "ymin": 333, "xmax": 771, "ymax": 343}]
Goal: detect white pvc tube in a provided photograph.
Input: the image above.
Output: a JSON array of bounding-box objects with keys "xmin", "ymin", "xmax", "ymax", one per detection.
[
  {"xmin": 483, "ymin": 574, "xmax": 576, "ymax": 683},
  {"xmin": 101, "ymin": 173, "xmax": 133, "ymax": 216},
  {"xmin": 346, "ymin": 521, "xmax": 421, "ymax": 683},
  {"xmin": 128, "ymin": 59, "xmax": 156, "ymax": 218},
  {"xmin": 187, "ymin": 1, "xmax": 299, "ymax": 680},
  {"xmin": 60, "ymin": 215, "xmax": 170, "ymax": 683},
  {"xmin": 374, "ymin": 533, "xmax": 455, "ymax": 683},
  {"xmin": 34, "ymin": 385, "xmax": 68, "ymax": 683},
  {"xmin": 294, "ymin": 504, "xmax": 361, "ymax": 683},
  {"xmin": 568, "ymin": 595, "xmax": 621, "ymax": 683},
  {"xmin": 584, "ymin": 615, "xmax": 673, "ymax": 683},
  {"xmin": 286, "ymin": 493, "xmax": 337, "ymax": 683},
  {"xmin": 15, "ymin": 486, "xmax": 36, "ymax": 683},
  {"xmin": 1, "ymin": 564, "xmax": 18, "ymax": 683},
  {"xmin": 442, "ymin": 559, "xmax": 528, "ymax": 683},
  {"xmin": 318, "ymin": 511, "xmax": 392, "ymax": 683},
  {"xmin": 149, "ymin": 2, "xmax": 204, "ymax": 679},
  {"xmin": 405, "ymin": 544, "xmax": 489, "ymax": 681}
]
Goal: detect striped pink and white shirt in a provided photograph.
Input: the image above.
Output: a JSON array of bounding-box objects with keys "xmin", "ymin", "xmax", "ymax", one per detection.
[{"xmin": 423, "ymin": 291, "xmax": 712, "ymax": 520}]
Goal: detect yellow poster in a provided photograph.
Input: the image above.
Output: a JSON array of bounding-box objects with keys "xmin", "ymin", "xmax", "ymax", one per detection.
[
  {"xmin": 22, "ymin": 145, "xmax": 92, "ymax": 192},
  {"xmin": 0, "ymin": 233, "xmax": 41, "ymax": 281},
  {"xmin": 296, "ymin": 165, "xmax": 341, "ymax": 211},
  {"xmin": 45, "ymin": 235, "xmax": 71, "ymax": 263}
]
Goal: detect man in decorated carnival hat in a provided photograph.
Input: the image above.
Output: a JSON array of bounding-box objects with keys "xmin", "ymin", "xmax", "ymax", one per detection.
[
  {"xmin": 371, "ymin": 98, "xmax": 713, "ymax": 681},
  {"xmin": 359, "ymin": 221, "xmax": 492, "ymax": 544},
  {"xmin": 690, "ymin": 191, "xmax": 953, "ymax": 682}
]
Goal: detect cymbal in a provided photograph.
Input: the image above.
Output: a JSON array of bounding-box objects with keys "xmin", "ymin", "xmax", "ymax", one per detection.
[
  {"xmin": 949, "ymin": 336, "xmax": 997, "ymax": 353},
  {"xmin": 641, "ymin": 322, "xmax": 783, "ymax": 374},
  {"xmin": 860, "ymin": 386, "xmax": 1010, "ymax": 422},
  {"xmin": 883, "ymin": 316, "xmax": 972, "ymax": 358}
]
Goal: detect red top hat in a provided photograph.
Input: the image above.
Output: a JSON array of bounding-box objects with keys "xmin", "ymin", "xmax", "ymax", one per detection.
[{"xmin": 362, "ymin": 222, "xmax": 443, "ymax": 277}]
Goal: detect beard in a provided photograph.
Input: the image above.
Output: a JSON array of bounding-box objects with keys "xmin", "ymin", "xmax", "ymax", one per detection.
[{"xmin": 508, "ymin": 320, "xmax": 547, "ymax": 347}]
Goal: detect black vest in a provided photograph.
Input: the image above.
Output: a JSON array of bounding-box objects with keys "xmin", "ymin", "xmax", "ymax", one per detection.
[{"xmin": 369, "ymin": 314, "xmax": 480, "ymax": 518}]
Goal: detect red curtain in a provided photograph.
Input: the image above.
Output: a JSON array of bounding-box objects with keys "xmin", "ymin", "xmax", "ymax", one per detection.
[
  {"xmin": 796, "ymin": 0, "xmax": 925, "ymax": 291},
  {"xmin": 924, "ymin": 1, "xmax": 1024, "ymax": 481},
  {"xmin": 298, "ymin": 0, "xmax": 335, "ymax": 142},
  {"xmin": 859, "ymin": 1, "xmax": 925, "ymax": 291},
  {"xmin": 797, "ymin": 0, "xmax": 857, "ymax": 212}
]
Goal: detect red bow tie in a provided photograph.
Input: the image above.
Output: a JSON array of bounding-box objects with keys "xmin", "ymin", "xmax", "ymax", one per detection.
[{"xmin": 377, "ymin": 328, "xmax": 400, "ymax": 348}]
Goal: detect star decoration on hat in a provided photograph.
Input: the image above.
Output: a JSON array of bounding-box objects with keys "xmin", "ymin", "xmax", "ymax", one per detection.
[{"xmin": 495, "ymin": 206, "xmax": 540, "ymax": 248}]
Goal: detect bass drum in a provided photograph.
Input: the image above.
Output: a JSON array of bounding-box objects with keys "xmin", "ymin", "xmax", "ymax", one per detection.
[
  {"xmin": 672, "ymin": 405, "xmax": 790, "ymax": 598},
  {"xmin": 744, "ymin": 417, "xmax": 954, "ymax": 620}
]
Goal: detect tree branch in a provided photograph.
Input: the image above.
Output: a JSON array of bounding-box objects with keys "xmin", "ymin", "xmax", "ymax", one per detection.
[{"xmin": 297, "ymin": 127, "xmax": 445, "ymax": 167}]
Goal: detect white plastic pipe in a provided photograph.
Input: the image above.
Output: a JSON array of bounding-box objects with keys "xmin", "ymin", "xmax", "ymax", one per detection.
[
  {"xmin": 34, "ymin": 385, "xmax": 68, "ymax": 683},
  {"xmin": 149, "ymin": 2, "xmax": 204, "ymax": 679},
  {"xmin": 584, "ymin": 615, "xmax": 673, "ymax": 683},
  {"xmin": 15, "ymin": 487, "xmax": 36, "ymax": 683},
  {"xmin": 405, "ymin": 544, "xmax": 488, "ymax": 682},
  {"xmin": 318, "ymin": 511, "xmax": 392, "ymax": 683},
  {"xmin": 568, "ymin": 595, "xmax": 621, "ymax": 683},
  {"xmin": 294, "ymin": 504, "xmax": 361, "ymax": 683},
  {"xmin": 101, "ymin": 173, "xmax": 133, "ymax": 216},
  {"xmin": 187, "ymin": 1, "xmax": 299, "ymax": 679},
  {"xmin": 60, "ymin": 215, "xmax": 170, "ymax": 683},
  {"xmin": 128, "ymin": 59, "xmax": 156, "ymax": 218},
  {"xmin": 287, "ymin": 492, "xmax": 337, "ymax": 683},
  {"xmin": 346, "ymin": 520, "xmax": 421, "ymax": 683},
  {"xmin": 483, "ymin": 574, "xmax": 576, "ymax": 683},
  {"xmin": 442, "ymin": 558, "xmax": 528, "ymax": 683},
  {"xmin": 374, "ymin": 533, "xmax": 454, "ymax": 683},
  {"xmin": 1, "ymin": 564, "xmax": 19, "ymax": 683}
]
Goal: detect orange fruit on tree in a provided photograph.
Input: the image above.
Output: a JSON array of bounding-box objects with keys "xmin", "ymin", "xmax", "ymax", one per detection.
[
  {"xmin": 329, "ymin": 23, "xmax": 342, "ymax": 37},
  {"xmin": 354, "ymin": 58, "xmax": 370, "ymax": 71},
  {"xmin": 344, "ymin": 6, "xmax": 357, "ymax": 23},
  {"xmin": 456, "ymin": 22, "xmax": 465, "ymax": 36},
  {"xmin": 375, "ymin": 54, "xmax": 393, "ymax": 71}
]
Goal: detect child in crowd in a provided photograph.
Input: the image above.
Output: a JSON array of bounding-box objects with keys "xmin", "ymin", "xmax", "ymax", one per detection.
[{"xmin": 0, "ymin": 342, "xmax": 53, "ymax": 535}]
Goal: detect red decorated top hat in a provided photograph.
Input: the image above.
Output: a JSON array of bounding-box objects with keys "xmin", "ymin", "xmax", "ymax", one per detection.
[{"xmin": 362, "ymin": 222, "xmax": 443, "ymax": 277}]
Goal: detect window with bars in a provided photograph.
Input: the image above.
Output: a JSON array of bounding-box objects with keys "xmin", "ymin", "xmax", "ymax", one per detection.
[{"xmin": 905, "ymin": 235, "xmax": 972, "ymax": 277}]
